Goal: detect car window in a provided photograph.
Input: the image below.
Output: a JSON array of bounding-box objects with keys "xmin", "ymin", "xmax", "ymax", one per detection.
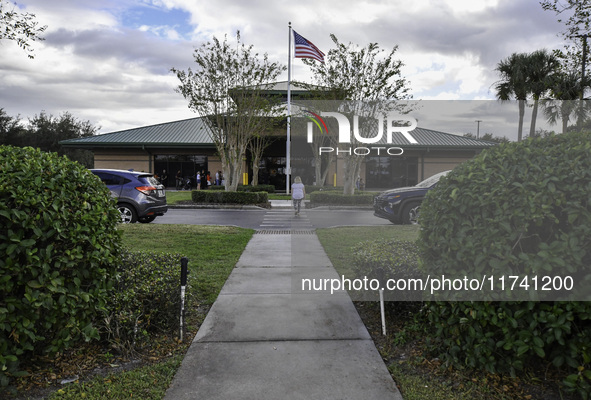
[
  {"xmin": 94, "ymin": 172, "xmax": 125, "ymax": 186},
  {"xmin": 415, "ymin": 171, "xmax": 450, "ymax": 188},
  {"xmin": 138, "ymin": 175, "xmax": 160, "ymax": 186}
]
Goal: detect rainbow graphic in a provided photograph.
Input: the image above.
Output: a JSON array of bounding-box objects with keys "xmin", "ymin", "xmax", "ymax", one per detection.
[{"xmin": 303, "ymin": 110, "xmax": 329, "ymax": 135}]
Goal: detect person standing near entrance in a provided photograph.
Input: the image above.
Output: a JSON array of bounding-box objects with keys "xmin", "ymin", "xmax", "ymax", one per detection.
[
  {"xmin": 161, "ymin": 169, "xmax": 168, "ymax": 187},
  {"xmin": 291, "ymin": 176, "xmax": 305, "ymax": 216},
  {"xmin": 176, "ymin": 170, "xmax": 182, "ymax": 190},
  {"xmin": 196, "ymin": 171, "xmax": 201, "ymax": 190}
]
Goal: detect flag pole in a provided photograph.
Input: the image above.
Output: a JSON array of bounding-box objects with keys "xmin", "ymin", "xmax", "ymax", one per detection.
[{"xmin": 286, "ymin": 22, "xmax": 292, "ymax": 195}]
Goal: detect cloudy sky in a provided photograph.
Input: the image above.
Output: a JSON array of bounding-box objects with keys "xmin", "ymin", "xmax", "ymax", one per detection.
[{"xmin": 0, "ymin": 0, "xmax": 570, "ymax": 139}]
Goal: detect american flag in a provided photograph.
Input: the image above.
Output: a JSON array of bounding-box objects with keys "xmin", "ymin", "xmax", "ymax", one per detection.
[{"xmin": 293, "ymin": 30, "xmax": 325, "ymax": 63}]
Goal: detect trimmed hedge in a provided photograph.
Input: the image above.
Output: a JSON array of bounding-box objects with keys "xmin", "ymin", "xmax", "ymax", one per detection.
[
  {"xmin": 309, "ymin": 191, "xmax": 375, "ymax": 206},
  {"xmin": 207, "ymin": 185, "xmax": 275, "ymax": 193},
  {"xmin": 0, "ymin": 146, "xmax": 121, "ymax": 388},
  {"xmin": 420, "ymin": 132, "xmax": 591, "ymax": 290},
  {"xmin": 103, "ymin": 250, "xmax": 187, "ymax": 354},
  {"xmin": 306, "ymin": 185, "xmax": 343, "ymax": 194},
  {"xmin": 418, "ymin": 132, "xmax": 591, "ymax": 397},
  {"xmin": 351, "ymin": 239, "xmax": 421, "ymax": 302},
  {"xmin": 192, "ymin": 190, "xmax": 268, "ymax": 204},
  {"xmin": 352, "ymin": 239, "xmax": 420, "ymax": 279},
  {"xmin": 238, "ymin": 184, "xmax": 275, "ymax": 193}
]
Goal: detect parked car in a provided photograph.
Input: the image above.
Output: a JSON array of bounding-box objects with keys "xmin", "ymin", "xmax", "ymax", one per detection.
[
  {"xmin": 373, "ymin": 170, "xmax": 450, "ymax": 225},
  {"xmin": 91, "ymin": 169, "xmax": 167, "ymax": 223}
]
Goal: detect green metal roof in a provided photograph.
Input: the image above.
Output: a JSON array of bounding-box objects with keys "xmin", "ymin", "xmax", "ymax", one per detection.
[
  {"xmin": 60, "ymin": 115, "xmax": 496, "ymax": 150},
  {"xmin": 60, "ymin": 117, "xmax": 214, "ymax": 149},
  {"xmin": 385, "ymin": 127, "xmax": 497, "ymax": 149}
]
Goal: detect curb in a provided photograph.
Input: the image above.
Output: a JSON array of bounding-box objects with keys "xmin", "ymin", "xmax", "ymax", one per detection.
[{"xmin": 168, "ymin": 203, "xmax": 374, "ymax": 211}]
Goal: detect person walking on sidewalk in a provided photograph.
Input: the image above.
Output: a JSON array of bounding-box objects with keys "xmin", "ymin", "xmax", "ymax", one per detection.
[{"xmin": 291, "ymin": 176, "xmax": 305, "ymax": 215}]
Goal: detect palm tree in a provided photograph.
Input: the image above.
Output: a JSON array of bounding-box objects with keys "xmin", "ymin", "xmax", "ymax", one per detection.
[
  {"xmin": 494, "ymin": 53, "xmax": 530, "ymax": 141},
  {"xmin": 525, "ymin": 49, "xmax": 560, "ymax": 137},
  {"xmin": 542, "ymin": 70, "xmax": 585, "ymax": 133}
]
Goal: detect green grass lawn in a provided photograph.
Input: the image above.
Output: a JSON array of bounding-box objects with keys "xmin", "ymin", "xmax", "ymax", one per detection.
[
  {"xmin": 316, "ymin": 225, "xmax": 420, "ymax": 277},
  {"xmin": 117, "ymin": 223, "xmax": 253, "ymax": 304},
  {"xmin": 46, "ymin": 224, "xmax": 253, "ymax": 400},
  {"xmin": 165, "ymin": 190, "xmax": 192, "ymax": 205},
  {"xmin": 316, "ymin": 225, "xmax": 565, "ymax": 400}
]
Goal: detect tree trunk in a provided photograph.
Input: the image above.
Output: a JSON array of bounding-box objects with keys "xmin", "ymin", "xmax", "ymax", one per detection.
[
  {"xmin": 228, "ymin": 164, "xmax": 242, "ymax": 191},
  {"xmin": 314, "ymin": 161, "xmax": 323, "ymax": 186},
  {"xmin": 342, "ymin": 155, "xmax": 363, "ymax": 195},
  {"xmin": 321, "ymin": 163, "xmax": 331, "ymax": 187},
  {"xmin": 529, "ymin": 98, "xmax": 539, "ymax": 138},
  {"xmin": 517, "ymin": 99, "xmax": 525, "ymax": 142},
  {"xmin": 252, "ymin": 163, "xmax": 260, "ymax": 186}
]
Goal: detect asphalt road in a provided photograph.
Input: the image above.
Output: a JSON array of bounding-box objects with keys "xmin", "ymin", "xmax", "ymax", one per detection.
[{"xmin": 154, "ymin": 208, "xmax": 391, "ymax": 230}]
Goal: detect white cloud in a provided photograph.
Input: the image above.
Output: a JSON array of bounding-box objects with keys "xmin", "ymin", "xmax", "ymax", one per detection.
[{"xmin": 0, "ymin": 0, "xmax": 570, "ymax": 135}]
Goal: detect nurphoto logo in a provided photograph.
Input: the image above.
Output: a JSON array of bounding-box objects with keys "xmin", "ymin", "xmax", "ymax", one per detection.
[{"xmin": 304, "ymin": 110, "xmax": 418, "ymax": 156}]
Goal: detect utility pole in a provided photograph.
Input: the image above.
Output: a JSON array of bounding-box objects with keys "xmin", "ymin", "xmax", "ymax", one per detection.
[{"xmin": 475, "ymin": 120, "xmax": 482, "ymax": 139}]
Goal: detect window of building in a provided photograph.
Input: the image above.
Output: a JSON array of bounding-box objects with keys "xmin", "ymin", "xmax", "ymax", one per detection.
[
  {"xmin": 154, "ymin": 155, "xmax": 207, "ymax": 187},
  {"xmin": 365, "ymin": 156, "xmax": 418, "ymax": 189}
]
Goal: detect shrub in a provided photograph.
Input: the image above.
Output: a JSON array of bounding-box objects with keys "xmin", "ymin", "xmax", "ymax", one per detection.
[
  {"xmin": 191, "ymin": 190, "xmax": 268, "ymax": 204},
  {"xmin": 103, "ymin": 250, "xmax": 187, "ymax": 355},
  {"xmin": 352, "ymin": 239, "xmax": 420, "ymax": 280},
  {"xmin": 309, "ymin": 191, "xmax": 375, "ymax": 206},
  {"xmin": 238, "ymin": 184, "xmax": 275, "ymax": 193},
  {"xmin": 207, "ymin": 185, "xmax": 275, "ymax": 193},
  {"xmin": 305, "ymin": 185, "xmax": 343, "ymax": 194},
  {"xmin": 418, "ymin": 132, "xmax": 591, "ymax": 397},
  {"xmin": 351, "ymin": 239, "xmax": 421, "ymax": 302},
  {"xmin": 0, "ymin": 146, "xmax": 121, "ymax": 387},
  {"xmin": 420, "ymin": 132, "xmax": 591, "ymax": 290}
]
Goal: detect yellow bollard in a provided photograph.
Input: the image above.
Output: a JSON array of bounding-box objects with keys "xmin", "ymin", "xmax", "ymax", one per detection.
[
  {"xmin": 333, "ymin": 173, "xmax": 337, "ymax": 187},
  {"xmin": 243, "ymin": 172, "xmax": 248, "ymax": 186}
]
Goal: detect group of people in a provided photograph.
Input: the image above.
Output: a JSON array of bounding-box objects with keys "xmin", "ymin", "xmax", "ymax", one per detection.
[{"xmin": 172, "ymin": 170, "xmax": 224, "ymax": 190}]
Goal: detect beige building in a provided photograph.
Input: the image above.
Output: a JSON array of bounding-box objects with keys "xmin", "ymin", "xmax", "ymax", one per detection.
[
  {"xmin": 61, "ymin": 82, "xmax": 496, "ymax": 190},
  {"xmin": 61, "ymin": 115, "xmax": 495, "ymax": 191}
]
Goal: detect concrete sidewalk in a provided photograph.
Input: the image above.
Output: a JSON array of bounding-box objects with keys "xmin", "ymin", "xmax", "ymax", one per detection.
[{"xmin": 164, "ymin": 231, "xmax": 403, "ymax": 399}]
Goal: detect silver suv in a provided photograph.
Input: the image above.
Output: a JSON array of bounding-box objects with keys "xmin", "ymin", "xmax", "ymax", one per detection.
[{"xmin": 91, "ymin": 169, "xmax": 167, "ymax": 223}]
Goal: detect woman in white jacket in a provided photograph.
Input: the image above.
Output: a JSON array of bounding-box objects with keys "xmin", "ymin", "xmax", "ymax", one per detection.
[{"xmin": 291, "ymin": 176, "xmax": 306, "ymax": 215}]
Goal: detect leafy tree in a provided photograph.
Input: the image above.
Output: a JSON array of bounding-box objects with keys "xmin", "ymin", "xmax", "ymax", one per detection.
[
  {"xmin": 540, "ymin": 0, "xmax": 591, "ymax": 71},
  {"xmin": 248, "ymin": 132, "xmax": 276, "ymax": 186},
  {"xmin": 494, "ymin": 53, "xmax": 531, "ymax": 142},
  {"xmin": 463, "ymin": 132, "xmax": 510, "ymax": 143},
  {"xmin": 542, "ymin": 70, "xmax": 591, "ymax": 133},
  {"xmin": 0, "ymin": 0, "xmax": 46, "ymax": 58},
  {"xmin": 302, "ymin": 34, "xmax": 412, "ymax": 195},
  {"xmin": 0, "ymin": 108, "xmax": 24, "ymax": 145},
  {"xmin": 526, "ymin": 49, "xmax": 560, "ymax": 136},
  {"xmin": 494, "ymin": 50, "xmax": 560, "ymax": 141},
  {"xmin": 0, "ymin": 110, "xmax": 97, "ymax": 168},
  {"xmin": 172, "ymin": 32, "xmax": 285, "ymax": 191}
]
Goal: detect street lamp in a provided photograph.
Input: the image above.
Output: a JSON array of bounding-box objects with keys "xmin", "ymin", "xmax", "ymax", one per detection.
[{"xmin": 475, "ymin": 120, "xmax": 482, "ymax": 139}]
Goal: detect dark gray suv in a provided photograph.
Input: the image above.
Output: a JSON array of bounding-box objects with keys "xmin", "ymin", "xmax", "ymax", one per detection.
[{"xmin": 91, "ymin": 169, "xmax": 167, "ymax": 223}]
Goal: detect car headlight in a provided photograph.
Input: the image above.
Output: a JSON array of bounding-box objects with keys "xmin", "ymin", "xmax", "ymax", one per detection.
[{"xmin": 388, "ymin": 195, "xmax": 402, "ymax": 208}]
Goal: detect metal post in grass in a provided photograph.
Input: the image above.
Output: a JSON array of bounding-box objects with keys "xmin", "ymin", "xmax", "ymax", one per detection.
[
  {"xmin": 377, "ymin": 268, "xmax": 386, "ymax": 336},
  {"xmin": 180, "ymin": 257, "xmax": 188, "ymax": 342}
]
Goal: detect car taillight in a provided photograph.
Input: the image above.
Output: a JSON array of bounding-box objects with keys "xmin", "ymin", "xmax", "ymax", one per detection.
[{"xmin": 136, "ymin": 186, "xmax": 157, "ymax": 196}]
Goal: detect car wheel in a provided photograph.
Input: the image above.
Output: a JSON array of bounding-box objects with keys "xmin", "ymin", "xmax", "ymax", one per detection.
[
  {"xmin": 138, "ymin": 216, "xmax": 156, "ymax": 223},
  {"xmin": 117, "ymin": 203, "xmax": 137, "ymax": 224},
  {"xmin": 401, "ymin": 202, "xmax": 421, "ymax": 225}
]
